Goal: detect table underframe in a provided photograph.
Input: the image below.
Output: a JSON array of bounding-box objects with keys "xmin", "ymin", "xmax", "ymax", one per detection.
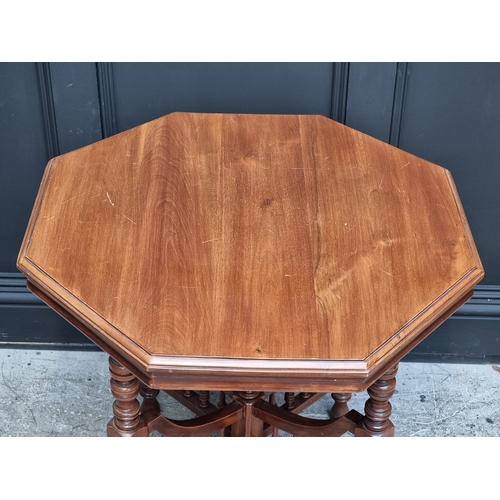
[{"xmin": 106, "ymin": 357, "xmax": 399, "ymax": 437}]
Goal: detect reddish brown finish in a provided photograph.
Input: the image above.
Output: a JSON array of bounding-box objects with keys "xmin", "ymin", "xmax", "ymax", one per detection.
[
  {"xmin": 107, "ymin": 357, "xmax": 148, "ymax": 437},
  {"xmin": 284, "ymin": 392, "xmax": 296, "ymax": 410},
  {"xmin": 355, "ymin": 364, "xmax": 398, "ymax": 437},
  {"xmin": 330, "ymin": 393, "xmax": 352, "ymax": 419},
  {"xmin": 231, "ymin": 392, "xmax": 266, "ymax": 437},
  {"xmin": 142, "ymin": 399, "xmax": 244, "ymax": 437},
  {"xmin": 252, "ymin": 400, "xmax": 364, "ymax": 437},
  {"xmin": 139, "ymin": 384, "xmax": 160, "ymax": 415},
  {"xmin": 17, "ymin": 112, "xmax": 484, "ymax": 436}
]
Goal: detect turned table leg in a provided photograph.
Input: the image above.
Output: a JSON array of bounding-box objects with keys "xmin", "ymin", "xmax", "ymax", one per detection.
[
  {"xmin": 330, "ymin": 393, "xmax": 352, "ymax": 419},
  {"xmin": 140, "ymin": 384, "xmax": 161, "ymax": 414},
  {"xmin": 355, "ymin": 363, "xmax": 398, "ymax": 437},
  {"xmin": 107, "ymin": 357, "xmax": 149, "ymax": 437}
]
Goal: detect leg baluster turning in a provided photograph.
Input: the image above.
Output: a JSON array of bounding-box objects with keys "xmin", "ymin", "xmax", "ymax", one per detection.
[
  {"xmin": 198, "ymin": 391, "xmax": 210, "ymax": 409},
  {"xmin": 107, "ymin": 357, "xmax": 148, "ymax": 437},
  {"xmin": 140, "ymin": 384, "xmax": 160, "ymax": 414},
  {"xmin": 356, "ymin": 363, "xmax": 398, "ymax": 437},
  {"xmin": 284, "ymin": 392, "xmax": 296, "ymax": 410},
  {"xmin": 330, "ymin": 393, "xmax": 352, "ymax": 419}
]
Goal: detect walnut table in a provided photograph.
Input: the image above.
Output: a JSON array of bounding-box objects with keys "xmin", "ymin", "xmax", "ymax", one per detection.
[{"xmin": 17, "ymin": 113, "xmax": 484, "ymax": 437}]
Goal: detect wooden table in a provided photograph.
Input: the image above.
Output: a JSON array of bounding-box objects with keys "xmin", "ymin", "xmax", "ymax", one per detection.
[{"xmin": 17, "ymin": 113, "xmax": 484, "ymax": 436}]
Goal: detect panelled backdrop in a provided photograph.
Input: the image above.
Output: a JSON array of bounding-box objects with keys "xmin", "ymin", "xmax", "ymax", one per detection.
[{"xmin": 1, "ymin": 62, "xmax": 499, "ymax": 362}]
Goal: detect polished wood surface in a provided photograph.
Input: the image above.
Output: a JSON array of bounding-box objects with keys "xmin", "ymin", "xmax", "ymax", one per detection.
[{"xmin": 18, "ymin": 113, "xmax": 483, "ymax": 392}]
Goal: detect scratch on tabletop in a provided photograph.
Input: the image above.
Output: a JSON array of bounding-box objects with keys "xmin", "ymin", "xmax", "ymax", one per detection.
[
  {"xmin": 378, "ymin": 172, "xmax": 386, "ymax": 189},
  {"xmin": 106, "ymin": 192, "xmax": 115, "ymax": 207},
  {"xmin": 61, "ymin": 191, "xmax": 99, "ymax": 205},
  {"xmin": 202, "ymin": 238, "xmax": 221, "ymax": 244},
  {"xmin": 400, "ymin": 162, "xmax": 410, "ymax": 169},
  {"xmin": 122, "ymin": 214, "xmax": 136, "ymax": 224},
  {"xmin": 378, "ymin": 268, "xmax": 396, "ymax": 278}
]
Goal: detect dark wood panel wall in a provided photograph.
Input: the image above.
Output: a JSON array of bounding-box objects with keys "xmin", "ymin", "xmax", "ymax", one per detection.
[{"xmin": 1, "ymin": 62, "xmax": 499, "ymax": 362}]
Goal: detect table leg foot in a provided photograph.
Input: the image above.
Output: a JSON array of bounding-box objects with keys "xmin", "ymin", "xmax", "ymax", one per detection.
[
  {"xmin": 107, "ymin": 357, "xmax": 148, "ymax": 437},
  {"xmin": 355, "ymin": 363, "xmax": 398, "ymax": 437}
]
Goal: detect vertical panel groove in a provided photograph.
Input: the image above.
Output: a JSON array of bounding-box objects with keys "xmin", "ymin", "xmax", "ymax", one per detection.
[
  {"xmin": 96, "ymin": 62, "xmax": 118, "ymax": 137},
  {"xmin": 331, "ymin": 63, "xmax": 350, "ymax": 123},
  {"xmin": 36, "ymin": 62, "xmax": 60, "ymax": 159},
  {"xmin": 388, "ymin": 62, "xmax": 409, "ymax": 147}
]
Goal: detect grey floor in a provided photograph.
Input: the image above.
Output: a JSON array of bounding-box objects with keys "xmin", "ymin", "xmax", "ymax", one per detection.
[{"xmin": 0, "ymin": 347, "xmax": 499, "ymax": 437}]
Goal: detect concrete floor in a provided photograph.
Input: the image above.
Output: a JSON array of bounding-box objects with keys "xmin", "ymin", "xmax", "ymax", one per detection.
[{"xmin": 0, "ymin": 347, "xmax": 499, "ymax": 437}]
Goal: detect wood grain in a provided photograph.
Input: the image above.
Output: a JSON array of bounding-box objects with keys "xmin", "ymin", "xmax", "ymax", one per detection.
[{"xmin": 18, "ymin": 112, "xmax": 484, "ymax": 387}]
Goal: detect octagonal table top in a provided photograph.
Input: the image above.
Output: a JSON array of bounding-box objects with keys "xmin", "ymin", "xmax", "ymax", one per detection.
[{"xmin": 18, "ymin": 113, "xmax": 484, "ymax": 391}]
